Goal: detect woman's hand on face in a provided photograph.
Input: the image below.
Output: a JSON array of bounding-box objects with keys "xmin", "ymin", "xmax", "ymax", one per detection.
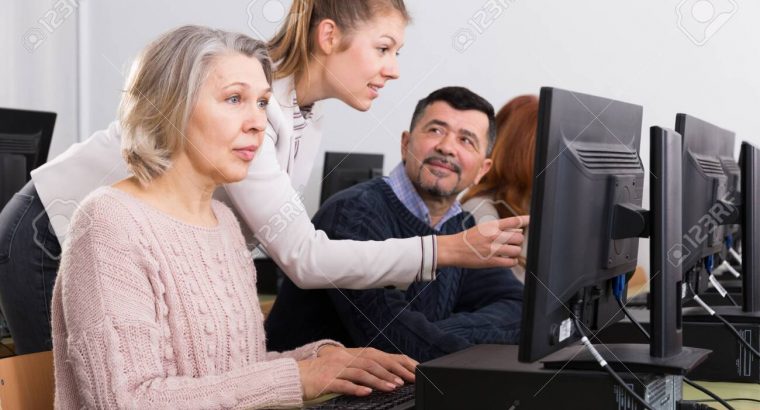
[
  {"xmin": 437, "ymin": 215, "xmax": 530, "ymax": 269},
  {"xmin": 297, "ymin": 345, "xmax": 417, "ymax": 400}
]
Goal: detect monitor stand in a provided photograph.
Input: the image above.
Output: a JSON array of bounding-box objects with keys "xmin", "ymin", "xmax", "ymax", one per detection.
[{"xmin": 541, "ymin": 343, "xmax": 710, "ymax": 374}]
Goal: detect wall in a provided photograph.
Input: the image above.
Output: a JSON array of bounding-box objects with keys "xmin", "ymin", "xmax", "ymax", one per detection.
[
  {"xmin": 0, "ymin": 0, "xmax": 80, "ymax": 158},
  {"xmin": 5, "ymin": 0, "xmax": 760, "ymax": 275}
]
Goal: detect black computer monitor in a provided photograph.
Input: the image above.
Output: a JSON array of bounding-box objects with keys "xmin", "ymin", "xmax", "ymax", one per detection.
[
  {"xmin": 675, "ymin": 114, "xmax": 734, "ymax": 277},
  {"xmin": 320, "ymin": 152, "xmax": 383, "ymax": 205},
  {"xmin": 680, "ymin": 141, "xmax": 760, "ymax": 351},
  {"xmin": 519, "ymin": 88, "xmax": 708, "ymax": 373},
  {"xmin": 519, "ymin": 87, "xmax": 645, "ymax": 362},
  {"xmin": 697, "ymin": 132, "xmax": 742, "ymax": 298},
  {"xmin": 718, "ymin": 130, "xmax": 740, "ymax": 197},
  {"xmin": 719, "ymin": 139, "xmax": 742, "ymax": 258},
  {"xmin": 0, "ymin": 108, "xmax": 56, "ymax": 209},
  {"xmin": 739, "ymin": 141, "xmax": 759, "ymax": 313}
]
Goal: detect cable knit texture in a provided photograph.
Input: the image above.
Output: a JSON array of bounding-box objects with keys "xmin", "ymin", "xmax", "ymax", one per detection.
[
  {"xmin": 266, "ymin": 178, "xmax": 524, "ymax": 362},
  {"xmin": 52, "ymin": 186, "xmax": 336, "ymax": 409}
]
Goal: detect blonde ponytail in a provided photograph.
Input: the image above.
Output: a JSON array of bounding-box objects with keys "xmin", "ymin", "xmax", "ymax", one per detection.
[{"xmin": 268, "ymin": 0, "xmax": 314, "ymax": 80}]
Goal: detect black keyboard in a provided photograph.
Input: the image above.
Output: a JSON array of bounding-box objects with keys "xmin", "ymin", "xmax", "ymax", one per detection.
[{"xmin": 309, "ymin": 384, "xmax": 415, "ymax": 410}]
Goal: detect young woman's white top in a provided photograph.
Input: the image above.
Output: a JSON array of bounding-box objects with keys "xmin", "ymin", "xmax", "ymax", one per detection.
[{"xmin": 31, "ymin": 75, "xmax": 436, "ymax": 289}]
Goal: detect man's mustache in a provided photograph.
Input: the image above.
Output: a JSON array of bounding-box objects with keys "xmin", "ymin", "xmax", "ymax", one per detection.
[{"xmin": 423, "ymin": 156, "xmax": 461, "ymax": 174}]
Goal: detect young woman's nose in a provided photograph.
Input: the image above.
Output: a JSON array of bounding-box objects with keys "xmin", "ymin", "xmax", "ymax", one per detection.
[{"xmin": 381, "ymin": 55, "xmax": 400, "ymax": 80}]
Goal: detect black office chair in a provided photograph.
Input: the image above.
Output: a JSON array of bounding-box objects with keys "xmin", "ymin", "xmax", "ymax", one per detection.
[{"xmin": 0, "ymin": 107, "xmax": 56, "ymax": 339}]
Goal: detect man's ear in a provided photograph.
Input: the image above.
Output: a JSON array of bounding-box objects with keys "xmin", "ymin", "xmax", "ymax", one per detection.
[
  {"xmin": 314, "ymin": 19, "xmax": 340, "ymax": 55},
  {"xmin": 472, "ymin": 158, "xmax": 493, "ymax": 185},
  {"xmin": 401, "ymin": 131, "xmax": 410, "ymax": 164}
]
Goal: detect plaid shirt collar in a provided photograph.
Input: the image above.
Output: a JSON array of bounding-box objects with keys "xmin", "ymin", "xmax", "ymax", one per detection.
[{"xmin": 384, "ymin": 163, "xmax": 462, "ymax": 231}]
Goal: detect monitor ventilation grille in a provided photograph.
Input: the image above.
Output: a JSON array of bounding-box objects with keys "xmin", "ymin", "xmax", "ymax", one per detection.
[
  {"xmin": 697, "ymin": 157, "xmax": 724, "ymax": 176},
  {"xmin": 720, "ymin": 158, "xmax": 740, "ymax": 175},
  {"xmin": 576, "ymin": 148, "xmax": 640, "ymax": 171},
  {"xmin": 0, "ymin": 134, "xmax": 39, "ymax": 155}
]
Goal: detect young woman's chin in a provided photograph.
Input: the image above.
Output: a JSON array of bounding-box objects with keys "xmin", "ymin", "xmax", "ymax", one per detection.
[
  {"xmin": 338, "ymin": 90, "xmax": 375, "ymax": 112},
  {"xmin": 346, "ymin": 98, "xmax": 373, "ymax": 112}
]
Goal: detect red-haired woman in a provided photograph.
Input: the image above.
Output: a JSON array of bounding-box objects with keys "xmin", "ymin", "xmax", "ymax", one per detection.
[{"xmin": 462, "ymin": 95, "xmax": 539, "ymax": 282}]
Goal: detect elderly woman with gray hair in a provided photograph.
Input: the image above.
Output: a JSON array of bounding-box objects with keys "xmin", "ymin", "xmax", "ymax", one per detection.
[{"xmin": 52, "ymin": 26, "xmax": 416, "ymax": 409}]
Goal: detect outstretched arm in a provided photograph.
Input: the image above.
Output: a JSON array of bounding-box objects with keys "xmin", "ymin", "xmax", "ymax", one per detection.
[
  {"xmin": 224, "ymin": 135, "xmax": 528, "ymax": 290},
  {"xmin": 224, "ymin": 136, "xmax": 436, "ymax": 290}
]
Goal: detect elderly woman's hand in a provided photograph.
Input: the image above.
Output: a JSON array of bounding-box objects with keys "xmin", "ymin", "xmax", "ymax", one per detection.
[{"xmin": 297, "ymin": 345, "xmax": 417, "ymax": 400}]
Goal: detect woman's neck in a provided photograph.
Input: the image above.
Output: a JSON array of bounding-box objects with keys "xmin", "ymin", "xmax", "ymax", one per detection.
[
  {"xmin": 294, "ymin": 62, "xmax": 328, "ymax": 108},
  {"xmin": 115, "ymin": 155, "xmax": 219, "ymax": 227}
]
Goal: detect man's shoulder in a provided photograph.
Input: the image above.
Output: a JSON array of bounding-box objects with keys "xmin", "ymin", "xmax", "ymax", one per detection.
[{"xmin": 319, "ymin": 178, "xmax": 392, "ymax": 212}]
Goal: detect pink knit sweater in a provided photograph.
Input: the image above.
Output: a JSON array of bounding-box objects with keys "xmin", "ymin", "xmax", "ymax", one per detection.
[{"xmin": 52, "ymin": 187, "xmax": 336, "ymax": 409}]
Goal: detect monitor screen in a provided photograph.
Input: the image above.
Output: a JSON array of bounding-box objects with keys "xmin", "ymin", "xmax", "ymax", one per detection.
[{"xmin": 320, "ymin": 152, "xmax": 383, "ymax": 205}]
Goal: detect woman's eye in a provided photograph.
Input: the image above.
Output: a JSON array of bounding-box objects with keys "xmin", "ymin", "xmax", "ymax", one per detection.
[
  {"xmin": 226, "ymin": 95, "xmax": 241, "ymax": 104},
  {"xmin": 378, "ymin": 47, "xmax": 389, "ymax": 55},
  {"xmin": 257, "ymin": 99, "xmax": 269, "ymax": 109}
]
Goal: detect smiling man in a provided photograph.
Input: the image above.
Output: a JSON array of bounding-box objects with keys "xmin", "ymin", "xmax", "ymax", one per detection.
[{"xmin": 265, "ymin": 87, "xmax": 524, "ymax": 362}]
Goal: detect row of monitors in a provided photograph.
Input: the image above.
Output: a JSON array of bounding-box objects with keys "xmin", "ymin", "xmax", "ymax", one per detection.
[
  {"xmin": 315, "ymin": 88, "xmax": 756, "ymax": 365},
  {"xmin": 521, "ymin": 87, "xmax": 757, "ymax": 363}
]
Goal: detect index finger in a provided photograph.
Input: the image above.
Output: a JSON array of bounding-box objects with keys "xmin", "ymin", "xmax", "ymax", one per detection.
[{"xmin": 499, "ymin": 215, "xmax": 530, "ymax": 230}]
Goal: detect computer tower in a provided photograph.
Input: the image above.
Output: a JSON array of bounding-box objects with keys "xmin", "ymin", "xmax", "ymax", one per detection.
[{"xmin": 416, "ymin": 345, "xmax": 683, "ymax": 410}]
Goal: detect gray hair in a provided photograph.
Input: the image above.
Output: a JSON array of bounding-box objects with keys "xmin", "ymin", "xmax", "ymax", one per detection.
[{"xmin": 119, "ymin": 25, "xmax": 272, "ymax": 185}]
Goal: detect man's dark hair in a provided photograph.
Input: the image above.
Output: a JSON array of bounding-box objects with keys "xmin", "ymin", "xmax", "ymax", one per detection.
[{"xmin": 409, "ymin": 86, "xmax": 497, "ymax": 156}]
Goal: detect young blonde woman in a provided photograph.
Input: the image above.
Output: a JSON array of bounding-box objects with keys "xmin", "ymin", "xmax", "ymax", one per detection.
[
  {"xmin": 53, "ymin": 26, "xmax": 418, "ymax": 409},
  {"xmin": 0, "ymin": 0, "xmax": 527, "ymax": 354}
]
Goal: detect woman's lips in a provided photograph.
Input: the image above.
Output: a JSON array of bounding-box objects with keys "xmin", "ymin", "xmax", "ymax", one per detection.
[
  {"xmin": 233, "ymin": 146, "xmax": 258, "ymax": 161},
  {"xmin": 368, "ymin": 83, "xmax": 383, "ymax": 98}
]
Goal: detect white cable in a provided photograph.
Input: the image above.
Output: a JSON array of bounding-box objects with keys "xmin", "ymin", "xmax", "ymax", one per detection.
[
  {"xmin": 708, "ymin": 274, "xmax": 729, "ymax": 297},
  {"xmin": 692, "ymin": 294, "xmax": 716, "ymax": 316},
  {"xmin": 722, "ymin": 260, "xmax": 741, "ymax": 278},
  {"xmin": 711, "ymin": 261, "xmax": 730, "ymax": 277},
  {"xmin": 579, "ymin": 336, "xmax": 608, "ymax": 367},
  {"xmin": 729, "ymin": 248, "xmax": 743, "ymax": 266}
]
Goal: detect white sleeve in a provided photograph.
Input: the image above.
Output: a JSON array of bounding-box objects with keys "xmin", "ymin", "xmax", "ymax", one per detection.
[
  {"xmin": 31, "ymin": 121, "xmax": 129, "ymax": 245},
  {"xmin": 224, "ymin": 136, "xmax": 436, "ymax": 290}
]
